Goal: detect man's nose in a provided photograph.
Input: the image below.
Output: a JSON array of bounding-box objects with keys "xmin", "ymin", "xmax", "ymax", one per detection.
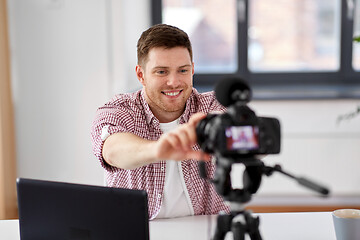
[{"xmin": 166, "ymin": 73, "xmax": 180, "ymax": 87}]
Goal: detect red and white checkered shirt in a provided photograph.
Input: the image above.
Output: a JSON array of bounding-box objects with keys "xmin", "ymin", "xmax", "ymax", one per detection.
[{"xmin": 91, "ymin": 88, "xmax": 230, "ymax": 219}]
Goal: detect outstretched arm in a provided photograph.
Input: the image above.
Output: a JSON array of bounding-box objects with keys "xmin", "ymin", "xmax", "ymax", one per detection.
[{"xmin": 102, "ymin": 112, "xmax": 210, "ymax": 170}]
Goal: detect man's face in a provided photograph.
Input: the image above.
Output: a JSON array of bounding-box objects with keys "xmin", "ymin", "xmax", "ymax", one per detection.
[{"xmin": 136, "ymin": 46, "xmax": 194, "ymax": 122}]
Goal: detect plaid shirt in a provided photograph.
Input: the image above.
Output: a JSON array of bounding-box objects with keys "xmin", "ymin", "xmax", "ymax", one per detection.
[{"xmin": 91, "ymin": 88, "xmax": 230, "ymax": 219}]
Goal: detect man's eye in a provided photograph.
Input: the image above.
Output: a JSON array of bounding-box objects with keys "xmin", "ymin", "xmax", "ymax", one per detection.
[
  {"xmin": 156, "ymin": 70, "xmax": 166, "ymax": 74},
  {"xmin": 180, "ymin": 69, "xmax": 188, "ymax": 73}
]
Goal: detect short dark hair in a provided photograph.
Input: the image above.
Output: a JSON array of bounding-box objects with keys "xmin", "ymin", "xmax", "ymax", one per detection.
[{"xmin": 137, "ymin": 24, "xmax": 193, "ymax": 66}]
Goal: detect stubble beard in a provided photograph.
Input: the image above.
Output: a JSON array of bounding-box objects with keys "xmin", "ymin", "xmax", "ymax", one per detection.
[{"xmin": 146, "ymin": 84, "xmax": 192, "ymax": 115}]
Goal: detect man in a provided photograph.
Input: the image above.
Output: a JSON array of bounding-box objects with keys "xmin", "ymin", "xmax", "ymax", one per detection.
[{"xmin": 91, "ymin": 24, "xmax": 229, "ymax": 219}]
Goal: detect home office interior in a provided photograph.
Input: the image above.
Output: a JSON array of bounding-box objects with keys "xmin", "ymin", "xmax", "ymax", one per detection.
[{"xmin": 0, "ymin": 0, "xmax": 360, "ymax": 239}]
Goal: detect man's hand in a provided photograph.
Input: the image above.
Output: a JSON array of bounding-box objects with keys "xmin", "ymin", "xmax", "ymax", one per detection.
[{"xmin": 154, "ymin": 112, "xmax": 211, "ymax": 162}]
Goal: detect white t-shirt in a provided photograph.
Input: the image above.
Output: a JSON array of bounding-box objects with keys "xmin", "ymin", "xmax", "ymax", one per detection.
[{"xmin": 156, "ymin": 119, "xmax": 194, "ymax": 218}]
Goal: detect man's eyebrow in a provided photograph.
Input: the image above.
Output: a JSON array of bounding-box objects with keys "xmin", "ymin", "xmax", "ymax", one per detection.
[
  {"xmin": 152, "ymin": 64, "xmax": 192, "ymax": 70},
  {"xmin": 151, "ymin": 66, "xmax": 169, "ymax": 71},
  {"xmin": 153, "ymin": 66, "xmax": 169, "ymax": 69},
  {"xmin": 179, "ymin": 64, "xmax": 192, "ymax": 68}
]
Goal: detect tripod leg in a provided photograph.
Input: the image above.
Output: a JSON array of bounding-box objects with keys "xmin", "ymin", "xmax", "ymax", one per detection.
[
  {"xmin": 212, "ymin": 214, "xmax": 233, "ymax": 240},
  {"xmin": 231, "ymin": 221, "xmax": 245, "ymax": 240},
  {"xmin": 245, "ymin": 211, "xmax": 262, "ymax": 240},
  {"xmin": 249, "ymin": 230, "xmax": 262, "ymax": 240}
]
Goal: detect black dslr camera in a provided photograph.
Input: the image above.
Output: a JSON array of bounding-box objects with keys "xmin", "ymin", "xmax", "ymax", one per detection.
[{"xmin": 196, "ymin": 78, "xmax": 281, "ymax": 158}]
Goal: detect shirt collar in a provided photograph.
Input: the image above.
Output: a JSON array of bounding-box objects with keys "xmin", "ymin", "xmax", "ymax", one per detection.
[
  {"xmin": 179, "ymin": 88, "xmax": 198, "ymax": 124},
  {"xmin": 140, "ymin": 89, "xmax": 158, "ymax": 126}
]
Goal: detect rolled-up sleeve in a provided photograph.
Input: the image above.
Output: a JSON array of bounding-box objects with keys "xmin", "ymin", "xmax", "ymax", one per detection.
[{"xmin": 91, "ymin": 102, "xmax": 134, "ymax": 172}]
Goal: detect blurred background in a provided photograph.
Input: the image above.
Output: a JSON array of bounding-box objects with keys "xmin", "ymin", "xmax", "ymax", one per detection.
[{"xmin": 1, "ymin": 0, "xmax": 359, "ymax": 219}]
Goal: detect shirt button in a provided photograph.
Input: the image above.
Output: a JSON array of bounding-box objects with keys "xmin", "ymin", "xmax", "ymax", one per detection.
[
  {"xmin": 161, "ymin": 167, "xmax": 165, "ymax": 171},
  {"xmin": 157, "ymin": 194, "xmax": 162, "ymax": 199}
]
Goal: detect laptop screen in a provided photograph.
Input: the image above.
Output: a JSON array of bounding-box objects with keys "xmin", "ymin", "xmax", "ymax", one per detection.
[{"xmin": 17, "ymin": 178, "xmax": 149, "ymax": 240}]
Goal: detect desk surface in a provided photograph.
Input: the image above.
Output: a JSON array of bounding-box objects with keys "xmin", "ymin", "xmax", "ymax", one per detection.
[{"xmin": 0, "ymin": 212, "xmax": 336, "ymax": 240}]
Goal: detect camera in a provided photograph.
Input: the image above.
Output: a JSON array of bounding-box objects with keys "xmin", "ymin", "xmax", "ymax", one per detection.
[{"xmin": 196, "ymin": 78, "xmax": 281, "ymax": 157}]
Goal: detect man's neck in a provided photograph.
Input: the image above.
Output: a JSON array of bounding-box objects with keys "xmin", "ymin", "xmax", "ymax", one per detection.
[
  {"xmin": 143, "ymin": 90, "xmax": 186, "ymax": 123},
  {"xmin": 146, "ymin": 99, "xmax": 184, "ymax": 123},
  {"xmin": 153, "ymin": 109, "xmax": 184, "ymax": 123}
]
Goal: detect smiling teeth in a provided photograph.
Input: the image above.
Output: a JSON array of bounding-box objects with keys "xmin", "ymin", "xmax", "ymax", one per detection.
[{"xmin": 164, "ymin": 91, "xmax": 180, "ymax": 96}]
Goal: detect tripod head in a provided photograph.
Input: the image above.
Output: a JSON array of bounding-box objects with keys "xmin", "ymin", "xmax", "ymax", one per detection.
[{"xmin": 200, "ymin": 155, "xmax": 329, "ymax": 205}]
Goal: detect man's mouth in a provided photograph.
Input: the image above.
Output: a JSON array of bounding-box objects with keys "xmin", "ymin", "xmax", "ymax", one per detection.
[{"xmin": 162, "ymin": 90, "xmax": 183, "ymax": 97}]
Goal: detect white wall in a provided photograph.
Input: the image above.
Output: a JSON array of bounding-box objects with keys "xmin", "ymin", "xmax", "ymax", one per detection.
[
  {"xmin": 250, "ymin": 100, "xmax": 360, "ymax": 194},
  {"xmin": 107, "ymin": 0, "xmax": 147, "ymax": 95},
  {"xmin": 6, "ymin": 0, "xmax": 360, "ymax": 205},
  {"xmin": 7, "ymin": 0, "xmax": 148, "ymax": 186}
]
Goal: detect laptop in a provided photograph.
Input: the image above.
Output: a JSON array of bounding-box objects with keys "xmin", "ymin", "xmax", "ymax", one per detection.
[{"xmin": 16, "ymin": 178, "xmax": 149, "ymax": 240}]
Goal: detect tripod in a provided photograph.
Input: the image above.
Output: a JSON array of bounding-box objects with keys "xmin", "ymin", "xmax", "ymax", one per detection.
[{"xmin": 201, "ymin": 156, "xmax": 330, "ymax": 240}]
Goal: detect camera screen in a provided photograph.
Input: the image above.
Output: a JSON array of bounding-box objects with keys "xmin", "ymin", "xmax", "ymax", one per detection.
[{"xmin": 225, "ymin": 126, "xmax": 259, "ymax": 151}]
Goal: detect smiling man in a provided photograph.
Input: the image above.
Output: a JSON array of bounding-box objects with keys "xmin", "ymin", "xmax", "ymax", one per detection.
[{"xmin": 91, "ymin": 24, "xmax": 229, "ymax": 219}]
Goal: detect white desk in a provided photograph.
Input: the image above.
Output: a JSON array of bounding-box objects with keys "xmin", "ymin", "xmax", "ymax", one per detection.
[
  {"xmin": 0, "ymin": 212, "xmax": 336, "ymax": 240},
  {"xmin": 0, "ymin": 219, "xmax": 19, "ymax": 240}
]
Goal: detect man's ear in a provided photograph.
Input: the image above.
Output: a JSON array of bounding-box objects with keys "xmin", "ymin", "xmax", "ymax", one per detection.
[
  {"xmin": 192, "ymin": 62, "xmax": 195, "ymax": 75},
  {"xmin": 135, "ymin": 65, "xmax": 145, "ymax": 86}
]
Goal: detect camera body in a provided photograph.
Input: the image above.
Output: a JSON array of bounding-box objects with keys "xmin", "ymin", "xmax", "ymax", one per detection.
[
  {"xmin": 197, "ymin": 103, "xmax": 281, "ymax": 157},
  {"xmin": 196, "ymin": 79, "xmax": 281, "ymax": 158}
]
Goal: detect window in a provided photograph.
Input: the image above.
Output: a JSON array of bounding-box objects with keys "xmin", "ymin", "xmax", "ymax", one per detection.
[
  {"xmin": 248, "ymin": 0, "xmax": 340, "ymax": 72},
  {"xmin": 152, "ymin": 0, "xmax": 360, "ymax": 99},
  {"xmin": 158, "ymin": 0, "xmax": 238, "ymax": 73}
]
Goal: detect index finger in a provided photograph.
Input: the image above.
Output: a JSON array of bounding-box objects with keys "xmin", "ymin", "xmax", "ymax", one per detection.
[{"xmin": 188, "ymin": 112, "xmax": 207, "ymax": 127}]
